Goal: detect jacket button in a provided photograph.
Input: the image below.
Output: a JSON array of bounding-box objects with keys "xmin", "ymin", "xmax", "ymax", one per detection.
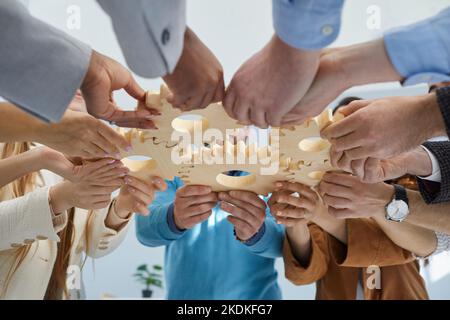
[
  {"xmin": 24, "ymin": 239, "xmax": 35, "ymax": 244},
  {"xmin": 10, "ymin": 243, "xmax": 22, "ymax": 248},
  {"xmin": 36, "ymin": 235, "xmax": 48, "ymax": 240},
  {"xmin": 161, "ymin": 28, "xmax": 170, "ymax": 45}
]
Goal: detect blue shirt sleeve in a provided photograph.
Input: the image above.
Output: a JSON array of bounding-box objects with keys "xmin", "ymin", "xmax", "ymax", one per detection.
[
  {"xmin": 135, "ymin": 177, "xmax": 186, "ymax": 247},
  {"xmin": 242, "ymin": 198, "xmax": 285, "ymax": 259},
  {"xmin": 272, "ymin": 0, "xmax": 344, "ymax": 50},
  {"xmin": 384, "ymin": 7, "xmax": 450, "ymax": 78}
]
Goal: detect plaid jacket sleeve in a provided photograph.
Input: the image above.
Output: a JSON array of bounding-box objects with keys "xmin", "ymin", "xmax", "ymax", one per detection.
[
  {"xmin": 418, "ymin": 141, "xmax": 450, "ymax": 204},
  {"xmin": 436, "ymin": 86, "xmax": 450, "ymax": 137}
]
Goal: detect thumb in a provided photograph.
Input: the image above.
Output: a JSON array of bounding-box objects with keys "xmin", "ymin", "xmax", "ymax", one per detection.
[
  {"xmin": 338, "ymin": 99, "xmax": 371, "ymax": 116},
  {"xmin": 123, "ymin": 74, "xmax": 146, "ymax": 102}
]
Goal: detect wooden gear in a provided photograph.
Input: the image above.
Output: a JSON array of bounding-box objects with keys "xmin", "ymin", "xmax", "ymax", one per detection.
[{"xmin": 120, "ymin": 86, "xmax": 343, "ymax": 195}]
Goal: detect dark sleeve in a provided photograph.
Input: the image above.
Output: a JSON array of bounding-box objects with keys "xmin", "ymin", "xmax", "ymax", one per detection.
[
  {"xmin": 436, "ymin": 86, "xmax": 450, "ymax": 137},
  {"xmin": 418, "ymin": 141, "xmax": 450, "ymax": 204}
]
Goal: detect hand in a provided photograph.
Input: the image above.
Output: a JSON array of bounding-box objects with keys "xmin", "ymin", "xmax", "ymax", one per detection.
[
  {"xmin": 37, "ymin": 109, "xmax": 131, "ymax": 158},
  {"xmin": 114, "ymin": 176, "xmax": 167, "ymax": 216},
  {"xmin": 218, "ymin": 190, "xmax": 266, "ymax": 241},
  {"xmin": 321, "ymin": 94, "xmax": 446, "ymax": 161},
  {"xmin": 163, "ymin": 28, "xmax": 224, "ymax": 110},
  {"xmin": 330, "ymin": 146, "xmax": 433, "ymax": 183},
  {"xmin": 224, "ymin": 34, "xmax": 320, "ymax": 128},
  {"xmin": 81, "ymin": 51, "xmax": 158, "ymax": 128},
  {"xmin": 319, "ymin": 172, "xmax": 394, "ymax": 219},
  {"xmin": 269, "ymin": 182, "xmax": 320, "ymax": 227},
  {"xmin": 173, "ymin": 185, "xmax": 218, "ymax": 230},
  {"xmin": 281, "ymin": 39, "xmax": 402, "ymax": 125}
]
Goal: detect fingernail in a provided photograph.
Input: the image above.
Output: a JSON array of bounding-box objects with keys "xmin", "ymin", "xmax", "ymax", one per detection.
[
  {"xmin": 125, "ymin": 145, "xmax": 133, "ymax": 152},
  {"xmin": 275, "ymin": 182, "xmax": 283, "ymax": 187},
  {"xmin": 107, "ymin": 159, "xmax": 115, "ymax": 164},
  {"xmin": 125, "ymin": 177, "xmax": 131, "ymax": 184}
]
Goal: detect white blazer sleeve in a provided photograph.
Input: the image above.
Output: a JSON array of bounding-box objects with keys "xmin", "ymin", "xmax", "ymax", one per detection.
[
  {"xmin": 0, "ymin": 187, "xmax": 67, "ymax": 251},
  {"xmin": 85, "ymin": 202, "xmax": 132, "ymax": 259}
]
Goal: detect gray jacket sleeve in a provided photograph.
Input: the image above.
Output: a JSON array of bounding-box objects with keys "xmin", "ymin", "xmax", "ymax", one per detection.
[
  {"xmin": 97, "ymin": 0, "xmax": 186, "ymax": 78},
  {"xmin": 0, "ymin": 0, "xmax": 92, "ymax": 122}
]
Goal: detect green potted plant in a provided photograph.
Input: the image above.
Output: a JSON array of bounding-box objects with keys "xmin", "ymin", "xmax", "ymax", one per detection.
[{"xmin": 133, "ymin": 264, "xmax": 163, "ymax": 298}]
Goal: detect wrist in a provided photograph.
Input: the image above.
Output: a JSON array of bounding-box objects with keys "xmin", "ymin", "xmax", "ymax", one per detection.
[
  {"xmin": 113, "ymin": 196, "xmax": 133, "ymax": 219},
  {"xmin": 272, "ymin": 34, "xmax": 320, "ymax": 65},
  {"xmin": 49, "ymin": 183, "xmax": 73, "ymax": 214},
  {"xmin": 339, "ymin": 39, "xmax": 402, "ymax": 88},
  {"xmin": 403, "ymin": 147, "xmax": 433, "ymax": 177},
  {"xmin": 419, "ymin": 92, "xmax": 446, "ymax": 138},
  {"xmin": 373, "ymin": 184, "xmax": 395, "ymax": 218}
]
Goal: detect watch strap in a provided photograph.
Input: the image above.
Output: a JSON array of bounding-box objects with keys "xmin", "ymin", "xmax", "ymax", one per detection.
[{"xmin": 394, "ymin": 184, "xmax": 409, "ymax": 205}]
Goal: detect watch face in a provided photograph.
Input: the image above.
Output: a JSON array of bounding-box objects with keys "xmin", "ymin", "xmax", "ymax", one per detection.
[{"xmin": 387, "ymin": 200, "xmax": 409, "ymax": 221}]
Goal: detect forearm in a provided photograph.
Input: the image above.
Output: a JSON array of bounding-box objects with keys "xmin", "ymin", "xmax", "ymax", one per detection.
[
  {"xmin": 0, "ymin": 103, "xmax": 47, "ymax": 142},
  {"xmin": 338, "ymin": 38, "xmax": 402, "ymax": 88},
  {"xmin": 48, "ymin": 182, "xmax": 74, "ymax": 214},
  {"xmin": 0, "ymin": 150, "xmax": 43, "ymax": 187},
  {"xmin": 286, "ymin": 224, "xmax": 312, "ymax": 267},
  {"xmin": 406, "ymin": 190, "xmax": 450, "ymax": 234},
  {"xmin": 311, "ymin": 208, "xmax": 347, "ymax": 244},
  {"xmin": 372, "ymin": 211, "xmax": 437, "ymax": 257}
]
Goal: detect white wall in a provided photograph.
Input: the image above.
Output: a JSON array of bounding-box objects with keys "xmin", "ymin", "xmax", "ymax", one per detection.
[{"xmin": 27, "ymin": 0, "xmax": 450, "ymax": 299}]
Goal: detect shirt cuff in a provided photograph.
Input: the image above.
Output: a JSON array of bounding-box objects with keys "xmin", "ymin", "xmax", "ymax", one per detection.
[
  {"xmin": 433, "ymin": 231, "xmax": 450, "ymax": 256},
  {"xmin": 384, "ymin": 8, "xmax": 450, "ymax": 77},
  {"xmin": 166, "ymin": 203, "xmax": 185, "ymax": 235},
  {"xmin": 241, "ymin": 223, "xmax": 266, "ymax": 247},
  {"xmin": 418, "ymin": 146, "xmax": 442, "ymax": 182},
  {"xmin": 272, "ymin": 0, "xmax": 344, "ymax": 50}
]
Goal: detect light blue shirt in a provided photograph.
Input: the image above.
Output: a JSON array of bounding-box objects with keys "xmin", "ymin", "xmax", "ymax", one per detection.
[
  {"xmin": 136, "ymin": 177, "xmax": 284, "ymax": 300},
  {"xmin": 384, "ymin": 7, "xmax": 450, "ymax": 77},
  {"xmin": 272, "ymin": 0, "xmax": 344, "ymax": 49},
  {"xmin": 273, "ymin": 1, "xmax": 450, "ymax": 80}
]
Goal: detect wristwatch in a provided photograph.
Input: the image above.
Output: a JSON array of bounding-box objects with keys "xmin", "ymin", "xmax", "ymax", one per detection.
[{"xmin": 385, "ymin": 184, "xmax": 410, "ymax": 222}]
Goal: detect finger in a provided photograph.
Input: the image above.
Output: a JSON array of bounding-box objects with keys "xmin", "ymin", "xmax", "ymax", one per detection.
[
  {"xmin": 223, "ymin": 90, "xmax": 236, "ymax": 119},
  {"xmin": 322, "ymin": 194, "xmax": 351, "ymax": 209},
  {"xmin": 126, "ymin": 185, "xmax": 154, "ymax": 205},
  {"xmin": 212, "ymin": 77, "xmax": 225, "ymax": 103},
  {"xmin": 177, "ymin": 185, "xmax": 212, "ymax": 197},
  {"xmin": 328, "ymin": 207, "xmax": 357, "ymax": 219},
  {"xmin": 321, "ymin": 117, "xmax": 357, "ymax": 140},
  {"xmin": 123, "ymin": 73, "xmax": 146, "ymax": 102},
  {"xmin": 90, "ymin": 194, "xmax": 112, "ymax": 203},
  {"xmin": 226, "ymin": 215, "xmax": 255, "ymax": 236},
  {"xmin": 330, "ymin": 146, "xmax": 344, "ymax": 169},
  {"xmin": 112, "ymin": 118, "xmax": 157, "ymax": 130},
  {"xmin": 274, "ymin": 181, "xmax": 318, "ymax": 201},
  {"xmin": 322, "ymin": 172, "xmax": 358, "ymax": 188},
  {"xmin": 151, "ymin": 176, "xmax": 167, "ymax": 191},
  {"xmin": 250, "ymin": 107, "xmax": 268, "ymax": 129},
  {"xmin": 91, "ymin": 131, "xmax": 120, "ymax": 156},
  {"xmin": 336, "ymin": 151, "xmax": 353, "ymax": 173},
  {"xmin": 276, "ymin": 207, "xmax": 308, "ymax": 220},
  {"xmin": 179, "ymin": 193, "xmax": 218, "ymax": 208},
  {"xmin": 274, "ymin": 217, "xmax": 301, "ymax": 227},
  {"xmin": 184, "ymin": 202, "xmax": 217, "ymax": 217},
  {"xmin": 363, "ymin": 158, "xmax": 382, "ymax": 183},
  {"xmin": 97, "ymin": 122, "xmax": 130, "ymax": 152},
  {"xmin": 218, "ymin": 192, "xmax": 263, "ymax": 219},
  {"xmin": 318, "ymin": 181, "xmax": 352, "ymax": 199},
  {"xmin": 220, "ymin": 202, "xmax": 260, "ymax": 228},
  {"xmin": 133, "ymin": 201, "xmax": 150, "ymax": 216},
  {"xmin": 94, "ymin": 167, "xmax": 129, "ymax": 180},
  {"xmin": 93, "ymin": 178, "xmax": 125, "ymax": 187},
  {"xmin": 198, "ymin": 90, "xmax": 215, "ymax": 109},
  {"xmin": 266, "ymin": 110, "xmax": 284, "ymax": 128},
  {"xmin": 82, "ymin": 158, "xmax": 119, "ymax": 175},
  {"xmin": 125, "ymin": 177, "xmax": 155, "ymax": 196},
  {"xmin": 92, "ymin": 201, "xmax": 112, "ymax": 210},
  {"xmin": 185, "ymin": 211, "xmax": 213, "ymax": 226},
  {"xmin": 351, "ymin": 158, "xmax": 367, "ymax": 181},
  {"xmin": 88, "ymin": 185, "xmax": 119, "ymax": 196},
  {"xmin": 227, "ymin": 190, "xmax": 266, "ymax": 210},
  {"xmin": 332, "ymin": 132, "xmax": 363, "ymax": 153},
  {"xmin": 338, "ymin": 99, "xmax": 371, "ymax": 117},
  {"xmin": 233, "ymin": 98, "xmax": 251, "ymax": 125},
  {"xmin": 83, "ymin": 142, "xmax": 108, "ymax": 158},
  {"xmin": 344, "ymin": 147, "xmax": 370, "ymax": 161},
  {"xmin": 274, "ymin": 194, "xmax": 316, "ymax": 212}
]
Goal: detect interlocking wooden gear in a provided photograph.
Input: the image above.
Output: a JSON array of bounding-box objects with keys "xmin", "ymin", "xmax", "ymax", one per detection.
[{"xmin": 121, "ymin": 85, "xmax": 343, "ymax": 195}]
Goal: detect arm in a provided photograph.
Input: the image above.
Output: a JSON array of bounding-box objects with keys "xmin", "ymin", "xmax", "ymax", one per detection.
[
  {"xmin": 319, "ymin": 173, "xmax": 437, "ymax": 258},
  {"xmin": 0, "ymin": 148, "xmax": 44, "ymax": 188},
  {"xmin": 0, "ymin": 102, "xmax": 129, "ymax": 159},
  {"xmin": 218, "ymin": 191, "xmax": 284, "ymax": 258},
  {"xmin": 136, "ymin": 180, "xmax": 217, "ymax": 247},
  {"xmin": 86, "ymin": 175, "xmax": 166, "ymax": 258},
  {"xmin": 0, "ymin": 0, "xmax": 91, "ymax": 122}
]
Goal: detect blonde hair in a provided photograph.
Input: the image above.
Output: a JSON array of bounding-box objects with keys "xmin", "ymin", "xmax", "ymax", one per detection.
[{"xmin": 1, "ymin": 142, "xmax": 83, "ymax": 299}]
